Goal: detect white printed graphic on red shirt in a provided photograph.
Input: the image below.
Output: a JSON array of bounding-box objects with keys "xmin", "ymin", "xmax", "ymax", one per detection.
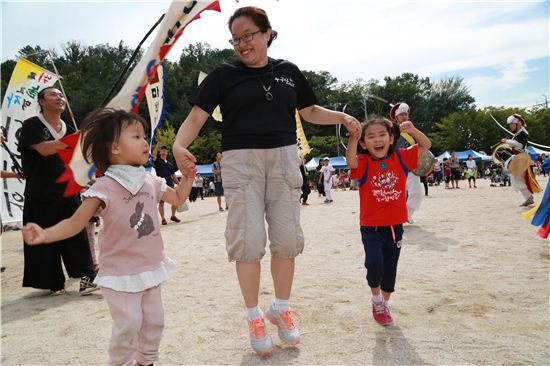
[{"xmin": 371, "ymin": 171, "xmax": 402, "ymax": 202}]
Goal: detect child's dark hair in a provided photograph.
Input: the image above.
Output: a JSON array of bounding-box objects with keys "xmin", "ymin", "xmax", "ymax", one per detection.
[
  {"xmin": 80, "ymin": 108, "xmax": 148, "ymax": 172},
  {"xmin": 357, "ymin": 117, "xmax": 398, "ymax": 156}
]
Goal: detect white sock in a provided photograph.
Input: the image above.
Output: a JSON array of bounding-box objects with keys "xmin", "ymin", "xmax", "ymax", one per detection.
[
  {"xmin": 372, "ymin": 294, "xmax": 383, "ymax": 303},
  {"xmin": 246, "ymin": 305, "xmax": 263, "ymax": 320},
  {"xmin": 273, "ymin": 298, "xmax": 290, "ymax": 312}
]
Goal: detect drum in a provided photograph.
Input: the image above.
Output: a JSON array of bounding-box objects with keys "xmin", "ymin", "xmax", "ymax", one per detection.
[
  {"xmin": 492, "ymin": 143, "xmax": 513, "ymax": 165},
  {"xmin": 508, "ymin": 152, "xmax": 532, "ymax": 177},
  {"xmin": 412, "ymin": 150, "xmax": 435, "ymax": 176}
]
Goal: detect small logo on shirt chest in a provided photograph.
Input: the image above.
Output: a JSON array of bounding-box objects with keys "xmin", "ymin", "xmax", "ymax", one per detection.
[
  {"xmin": 379, "ymin": 162, "xmax": 387, "ymax": 171},
  {"xmin": 274, "ymin": 76, "xmax": 295, "ymax": 87}
]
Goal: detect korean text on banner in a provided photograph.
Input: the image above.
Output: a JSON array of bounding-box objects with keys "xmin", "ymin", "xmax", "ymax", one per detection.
[
  {"xmin": 145, "ymin": 62, "xmax": 166, "ymax": 142},
  {"xmin": 1, "ymin": 58, "xmax": 59, "ymax": 224}
]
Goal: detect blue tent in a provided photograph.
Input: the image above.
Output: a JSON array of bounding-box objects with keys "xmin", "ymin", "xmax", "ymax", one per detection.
[
  {"xmin": 456, "ymin": 149, "xmax": 492, "ymax": 162},
  {"xmin": 305, "ymin": 156, "xmax": 348, "ymax": 171},
  {"xmin": 196, "ymin": 164, "xmax": 215, "ymax": 177},
  {"xmin": 175, "ymin": 164, "xmax": 214, "ymax": 178},
  {"xmin": 437, "ymin": 151, "xmax": 451, "ymax": 162},
  {"xmin": 437, "ymin": 150, "xmax": 491, "ymax": 162},
  {"xmin": 525, "ymin": 145, "xmax": 550, "ymax": 158}
]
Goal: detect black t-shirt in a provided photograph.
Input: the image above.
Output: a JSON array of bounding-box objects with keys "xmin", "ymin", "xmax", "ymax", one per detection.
[
  {"xmin": 189, "ymin": 58, "xmax": 317, "ymax": 151},
  {"xmin": 18, "ymin": 116, "xmax": 74, "ymax": 199},
  {"xmin": 154, "ymin": 158, "xmax": 176, "ymax": 187},
  {"xmin": 512, "ymin": 130, "xmax": 528, "ymax": 149}
]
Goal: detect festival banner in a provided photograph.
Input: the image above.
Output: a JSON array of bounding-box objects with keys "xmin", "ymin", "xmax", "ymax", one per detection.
[
  {"xmin": 107, "ymin": 0, "xmax": 221, "ymax": 111},
  {"xmin": 58, "ymin": 0, "xmax": 221, "ymax": 196},
  {"xmin": 145, "ymin": 62, "xmax": 166, "ymax": 144},
  {"xmin": 1, "ymin": 58, "xmax": 59, "ymax": 224},
  {"xmin": 296, "ymin": 110, "xmax": 311, "ymax": 157}
]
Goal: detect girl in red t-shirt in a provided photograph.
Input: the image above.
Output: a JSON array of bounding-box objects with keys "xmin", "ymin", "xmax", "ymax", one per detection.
[{"xmin": 346, "ymin": 117, "xmax": 431, "ymax": 326}]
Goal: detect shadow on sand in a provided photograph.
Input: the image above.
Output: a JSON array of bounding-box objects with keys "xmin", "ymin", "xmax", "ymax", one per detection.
[{"xmin": 373, "ymin": 325, "xmax": 426, "ymax": 365}]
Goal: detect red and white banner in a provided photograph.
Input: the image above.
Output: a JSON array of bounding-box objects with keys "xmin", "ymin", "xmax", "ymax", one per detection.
[{"xmin": 58, "ymin": 0, "xmax": 221, "ymax": 196}]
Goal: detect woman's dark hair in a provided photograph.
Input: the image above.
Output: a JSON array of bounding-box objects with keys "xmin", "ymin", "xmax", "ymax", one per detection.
[
  {"xmin": 80, "ymin": 108, "xmax": 148, "ymax": 172},
  {"xmin": 228, "ymin": 6, "xmax": 278, "ymax": 47},
  {"xmin": 357, "ymin": 117, "xmax": 397, "ymax": 156}
]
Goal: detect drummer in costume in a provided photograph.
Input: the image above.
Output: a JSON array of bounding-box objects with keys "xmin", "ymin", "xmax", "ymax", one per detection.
[
  {"xmin": 390, "ymin": 102, "xmax": 424, "ymax": 224},
  {"xmin": 499, "ymin": 113, "xmax": 541, "ymax": 206}
]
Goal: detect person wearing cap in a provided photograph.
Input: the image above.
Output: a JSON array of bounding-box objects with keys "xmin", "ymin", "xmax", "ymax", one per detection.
[
  {"xmin": 320, "ymin": 157, "xmax": 335, "ymax": 203},
  {"xmin": 152, "ymin": 142, "xmax": 181, "ymax": 224},
  {"xmin": 499, "ymin": 113, "xmax": 541, "ymax": 206},
  {"xmin": 390, "ymin": 102, "xmax": 424, "ymax": 223}
]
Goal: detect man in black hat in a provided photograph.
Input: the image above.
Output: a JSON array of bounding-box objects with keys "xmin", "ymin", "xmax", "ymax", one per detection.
[{"xmin": 153, "ymin": 142, "xmax": 181, "ymax": 224}]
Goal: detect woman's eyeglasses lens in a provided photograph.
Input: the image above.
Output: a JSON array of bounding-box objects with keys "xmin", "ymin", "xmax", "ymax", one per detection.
[{"xmin": 229, "ymin": 31, "xmax": 260, "ymax": 46}]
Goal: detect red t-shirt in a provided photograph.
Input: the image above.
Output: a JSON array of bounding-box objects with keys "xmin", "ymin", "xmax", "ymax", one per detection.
[{"xmin": 351, "ymin": 145, "xmax": 418, "ymax": 227}]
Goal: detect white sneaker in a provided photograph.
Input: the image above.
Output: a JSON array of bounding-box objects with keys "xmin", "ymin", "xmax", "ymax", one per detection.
[
  {"xmin": 265, "ymin": 305, "xmax": 301, "ymax": 346},
  {"xmin": 519, "ymin": 195, "xmax": 534, "ymax": 207},
  {"xmin": 248, "ymin": 317, "xmax": 273, "ymax": 356}
]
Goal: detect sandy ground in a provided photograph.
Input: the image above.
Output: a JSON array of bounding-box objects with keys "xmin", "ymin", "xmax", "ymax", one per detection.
[{"xmin": 1, "ymin": 176, "xmax": 549, "ymax": 365}]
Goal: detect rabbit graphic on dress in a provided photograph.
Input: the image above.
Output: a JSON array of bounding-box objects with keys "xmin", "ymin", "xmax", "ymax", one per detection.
[{"xmin": 129, "ymin": 201, "xmax": 155, "ymax": 239}]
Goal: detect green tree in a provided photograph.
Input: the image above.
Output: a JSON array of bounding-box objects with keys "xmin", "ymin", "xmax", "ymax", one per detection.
[
  {"xmin": 166, "ymin": 43, "xmax": 235, "ymax": 131},
  {"xmin": 300, "ymin": 70, "xmax": 342, "ymax": 138},
  {"xmin": 374, "ymin": 73, "xmax": 432, "ymax": 129},
  {"xmin": 154, "ymin": 121, "xmax": 177, "ymax": 148},
  {"xmin": 308, "ymin": 135, "xmax": 339, "ymax": 158},
  {"xmin": 188, "ymin": 130, "xmax": 222, "ymax": 164},
  {"xmin": 525, "ymin": 108, "xmax": 550, "ymax": 148},
  {"xmin": 425, "ymin": 76, "xmax": 476, "ymax": 134}
]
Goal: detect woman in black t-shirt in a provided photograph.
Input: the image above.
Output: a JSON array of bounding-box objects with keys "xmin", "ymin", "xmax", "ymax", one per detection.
[{"xmin": 173, "ymin": 6, "xmax": 360, "ymax": 356}]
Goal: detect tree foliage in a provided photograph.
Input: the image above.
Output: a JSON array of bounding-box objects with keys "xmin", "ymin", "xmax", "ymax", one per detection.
[
  {"xmin": 430, "ymin": 107, "xmax": 549, "ymax": 155},
  {"xmin": 2, "ymin": 41, "xmax": 545, "ymax": 164}
]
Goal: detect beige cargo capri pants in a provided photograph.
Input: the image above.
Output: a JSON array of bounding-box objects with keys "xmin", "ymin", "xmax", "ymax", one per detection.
[{"xmin": 221, "ymin": 145, "xmax": 305, "ymax": 262}]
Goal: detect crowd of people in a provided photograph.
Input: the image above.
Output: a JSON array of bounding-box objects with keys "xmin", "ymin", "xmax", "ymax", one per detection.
[{"xmin": 2, "ymin": 5, "xmax": 547, "ymax": 365}]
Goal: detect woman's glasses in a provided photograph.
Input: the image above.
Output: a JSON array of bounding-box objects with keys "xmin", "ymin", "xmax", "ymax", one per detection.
[{"xmin": 229, "ymin": 30, "xmax": 261, "ymax": 46}]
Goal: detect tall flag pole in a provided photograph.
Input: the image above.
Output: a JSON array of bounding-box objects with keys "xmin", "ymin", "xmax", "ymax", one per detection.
[{"xmin": 46, "ymin": 50, "xmax": 78, "ymax": 131}]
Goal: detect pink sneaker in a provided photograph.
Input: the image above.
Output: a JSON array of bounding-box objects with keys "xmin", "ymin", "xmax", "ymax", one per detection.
[
  {"xmin": 384, "ymin": 303, "xmax": 394, "ymax": 325},
  {"xmin": 372, "ymin": 301, "xmax": 392, "ymax": 326}
]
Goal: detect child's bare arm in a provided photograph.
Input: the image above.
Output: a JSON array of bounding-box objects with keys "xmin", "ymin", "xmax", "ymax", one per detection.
[
  {"xmin": 400, "ymin": 121, "xmax": 431, "ymax": 153},
  {"xmin": 161, "ymin": 165, "xmax": 196, "ymax": 206},
  {"xmin": 345, "ymin": 128, "xmax": 361, "ymax": 169},
  {"xmin": 22, "ymin": 197, "xmax": 102, "ymax": 245}
]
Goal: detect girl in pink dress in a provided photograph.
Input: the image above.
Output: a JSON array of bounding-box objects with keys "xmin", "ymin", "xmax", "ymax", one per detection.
[{"xmin": 22, "ymin": 108, "xmax": 195, "ymax": 366}]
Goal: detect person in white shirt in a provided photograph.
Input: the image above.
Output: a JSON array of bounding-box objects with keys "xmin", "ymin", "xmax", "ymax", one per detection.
[
  {"xmin": 320, "ymin": 157, "xmax": 334, "ymax": 203},
  {"xmin": 465, "ymin": 154, "xmax": 478, "ymax": 188}
]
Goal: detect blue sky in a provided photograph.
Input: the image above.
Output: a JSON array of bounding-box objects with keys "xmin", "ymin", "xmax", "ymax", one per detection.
[{"xmin": 2, "ymin": 0, "xmax": 549, "ymax": 109}]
